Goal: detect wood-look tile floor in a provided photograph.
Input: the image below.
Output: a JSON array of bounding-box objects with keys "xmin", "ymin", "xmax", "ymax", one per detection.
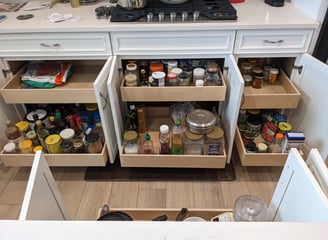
[{"xmin": 0, "ymin": 155, "xmax": 282, "ymax": 220}]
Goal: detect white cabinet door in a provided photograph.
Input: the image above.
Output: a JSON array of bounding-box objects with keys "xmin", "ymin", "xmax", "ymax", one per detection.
[
  {"xmin": 19, "ymin": 151, "xmax": 70, "ymax": 220},
  {"xmin": 107, "ymin": 56, "xmax": 125, "ymax": 149},
  {"xmin": 288, "ymin": 53, "xmax": 328, "ymax": 162},
  {"xmin": 222, "ymin": 55, "xmax": 244, "ymax": 163},
  {"xmin": 268, "ymin": 148, "xmax": 328, "ymax": 222},
  {"xmin": 94, "ymin": 57, "xmax": 118, "ymax": 163}
]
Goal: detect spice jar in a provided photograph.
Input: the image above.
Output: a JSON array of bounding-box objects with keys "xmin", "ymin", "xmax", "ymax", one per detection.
[
  {"xmin": 167, "ymin": 60, "xmax": 178, "ymax": 73},
  {"xmin": 3, "ymin": 142, "xmax": 19, "ymax": 154},
  {"xmin": 177, "ymin": 71, "xmax": 191, "ymax": 86},
  {"xmin": 205, "ymin": 67, "xmax": 221, "ymax": 86},
  {"xmin": 268, "ymin": 68, "xmax": 279, "ymax": 84},
  {"xmin": 123, "ymin": 130, "xmax": 139, "ymax": 154},
  {"xmin": 167, "ymin": 72, "xmax": 178, "ymax": 86},
  {"xmin": 72, "ymin": 139, "xmax": 86, "ymax": 153},
  {"xmin": 124, "ymin": 63, "xmax": 139, "ymax": 87},
  {"xmin": 61, "ymin": 140, "xmax": 72, "ymax": 153},
  {"xmin": 193, "ymin": 67, "xmax": 205, "ymax": 85},
  {"xmin": 240, "ymin": 62, "xmax": 253, "ymax": 75},
  {"xmin": 204, "ymin": 127, "xmax": 224, "ymax": 155},
  {"xmin": 243, "ymin": 75, "xmax": 252, "ymax": 87},
  {"xmin": 257, "ymin": 142, "xmax": 268, "ymax": 153},
  {"xmin": 15, "ymin": 121, "xmax": 30, "ymax": 137},
  {"xmin": 184, "ymin": 130, "xmax": 204, "ymax": 155},
  {"xmin": 252, "ymin": 74, "xmax": 264, "ymax": 89},
  {"xmin": 19, "ymin": 139, "xmax": 33, "ymax": 154},
  {"xmin": 85, "ymin": 132, "xmax": 103, "ymax": 153}
]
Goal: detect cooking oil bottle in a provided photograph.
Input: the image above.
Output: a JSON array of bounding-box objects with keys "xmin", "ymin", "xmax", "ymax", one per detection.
[{"xmin": 171, "ymin": 119, "xmax": 184, "ymax": 154}]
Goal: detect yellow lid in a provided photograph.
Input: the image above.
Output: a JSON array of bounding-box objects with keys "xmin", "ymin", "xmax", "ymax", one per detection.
[
  {"xmin": 33, "ymin": 146, "xmax": 43, "ymax": 153},
  {"xmin": 45, "ymin": 134, "xmax": 61, "ymax": 145},
  {"xmin": 19, "ymin": 139, "xmax": 32, "ymax": 149},
  {"xmin": 15, "ymin": 121, "xmax": 29, "ymax": 131},
  {"xmin": 123, "ymin": 131, "xmax": 138, "ymax": 143},
  {"xmin": 247, "ymin": 109, "xmax": 261, "ymax": 115},
  {"xmin": 185, "ymin": 130, "xmax": 204, "ymax": 141},
  {"xmin": 206, "ymin": 127, "xmax": 224, "ymax": 140},
  {"xmin": 278, "ymin": 122, "xmax": 292, "ymax": 132},
  {"xmin": 85, "ymin": 103, "xmax": 98, "ymax": 112}
]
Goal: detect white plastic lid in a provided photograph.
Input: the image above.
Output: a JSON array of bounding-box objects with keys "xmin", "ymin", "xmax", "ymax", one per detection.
[
  {"xmin": 195, "ymin": 79, "xmax": 204, "ymax": 86},
  {"xmin": 171, "ymin": 67, "xmax": 183, "ymax": 75},
  {"xmin": 152, "ymin": 71, "xmax": 166, "ymax": 79},
  {"xmin": 59, "ymin": 128, "xmax": 75, "ymax": 140},
  {"xmin": 270, "ymin": 68, "xmax": 279, "ymax": 74},
  {"xmin": 126, "ymin": 63, "xmax": 137, "ymax": 71},
  {"xmin": 160, "ymin": 124, "xmax": 169, "ymax": 134},
  {"xmin": 3, "ymin": 142, "xmax": 16, "ymax": 153},
  {"xmin": 193, "ymin": 67, "xmax": 205, "ymax": 76}
]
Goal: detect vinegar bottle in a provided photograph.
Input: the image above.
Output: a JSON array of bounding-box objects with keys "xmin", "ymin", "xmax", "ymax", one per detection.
[{"xmin": 142, "ymin": 132, "xmax": 154, "ymax": 154}]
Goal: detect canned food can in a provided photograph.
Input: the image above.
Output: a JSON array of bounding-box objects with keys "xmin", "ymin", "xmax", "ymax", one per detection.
[{"xmin": 45, "ymin": 134, "xmax": 62, "ymax": 153}]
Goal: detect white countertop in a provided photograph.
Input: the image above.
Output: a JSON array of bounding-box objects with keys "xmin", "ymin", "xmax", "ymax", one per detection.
[
  {"xmin": 1, "ymin": 220, "xmax": 328, "ymax": 240},
  {"xmin": 0, "ymin": 0, "xmax": 319, "ymax": 33}
]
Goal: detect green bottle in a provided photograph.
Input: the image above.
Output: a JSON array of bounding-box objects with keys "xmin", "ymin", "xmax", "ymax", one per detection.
[{"xmin": 171, "ymin": 119, "xmax": 183, "ymax": 154}]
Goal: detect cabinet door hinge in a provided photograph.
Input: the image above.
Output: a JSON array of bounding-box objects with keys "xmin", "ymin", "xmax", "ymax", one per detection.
[
  {"xmin": 2, "ymin": 69, "xmax": 12, "ymax": 78},
  {"xmin": 293, "ymin": 65, "xmax": 303, "ymax": 74}
]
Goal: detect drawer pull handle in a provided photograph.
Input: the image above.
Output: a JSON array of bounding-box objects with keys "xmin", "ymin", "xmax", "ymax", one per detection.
[
  {"xmin": 40, "ymin": 43, "xmax": 61, "ymax": 47},
  {"xmin": 264, "ymin": 40, "xmax": 284, "ymax": 44}
]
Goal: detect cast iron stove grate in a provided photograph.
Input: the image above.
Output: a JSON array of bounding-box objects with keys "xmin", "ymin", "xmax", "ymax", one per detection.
[{"xmin": 110, "ymin": 0, "xmax": 237, "ymax": 22}]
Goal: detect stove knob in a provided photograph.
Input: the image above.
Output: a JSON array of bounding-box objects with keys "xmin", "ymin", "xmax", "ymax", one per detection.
[
  {"xmin": 158, "ymin": 12, "xmax": 165, "ymax": 22},
  {"xmin": 181, "ymin": 12, "xmax": 188, "ymax": 22},
  {"xmin": 170, "ymin": 12, "xmax": 176, "ymax": 22},
  {"xmin": 193, "ymin": 11, "xmax": 200, "ymax": 21},
  {"xmin": 147, "ymin": 13, "xmax": 153, "ymax": 23}
]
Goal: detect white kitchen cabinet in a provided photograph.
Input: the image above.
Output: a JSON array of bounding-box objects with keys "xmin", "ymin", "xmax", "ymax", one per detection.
[
  {"xmin": 107, "ymin": 54, "xmax": 243, "ymax": 168},
  {"xmin": 0, "ymin": 59, "xmax": 118, "ymax": 166}
]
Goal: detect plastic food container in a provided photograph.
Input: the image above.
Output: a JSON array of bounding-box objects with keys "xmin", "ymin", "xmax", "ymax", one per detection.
[{"xmin": 233, "ymin": 195, "xmax": 268, "ymax": 221}]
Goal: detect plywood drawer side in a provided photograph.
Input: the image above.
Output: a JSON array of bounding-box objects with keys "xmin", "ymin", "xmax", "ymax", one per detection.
[
  {"xmin": 234, "ymin": 129, "xmax": 288, "ymax": 167},
  {"xmin": 0, "ymin": 145, "xmax": 108, "ymax": 167}
]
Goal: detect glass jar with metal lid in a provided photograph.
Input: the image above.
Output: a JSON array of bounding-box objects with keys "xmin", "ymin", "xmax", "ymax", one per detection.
[
  {"xmin": 177, "ymin": 71, "xmax": 191, "ymax": 86},
  {"xmin": 85, "ymin": 132, "xmax": 103, "ymax": 153},
  {"xmin": 72, "ymin": 138, "xmax": 86, "ymax": 153},
  {"xmin": 184, "ymin": 130, "xmax": 204, "ymax": 155},
  {"xmin": 123, "ymin": 130, "xmax": 139, "ymax": 154},
  {"xmin": 186, "ymin": 109, "xmax": 216, "ymax": 135},
  {"xmin": 205, "ymin": 67, "xmax": 221, "ymax": 86},
  {"xmin": 204, "ymin": 127, "xmax": 224, "ymax": 155},
  {"xmin": 240, "ymin": 62, "xmax": 253, "ymax": 75}
]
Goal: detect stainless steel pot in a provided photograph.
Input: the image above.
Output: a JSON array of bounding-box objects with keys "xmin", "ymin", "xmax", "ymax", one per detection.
[{"xmin": 118, "ymin": 0, "xmax": 147, "ymax": 9}]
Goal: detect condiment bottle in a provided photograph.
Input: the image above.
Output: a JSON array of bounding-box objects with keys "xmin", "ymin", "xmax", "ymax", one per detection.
[
  {"xmin": 142, "ymin": 132, "xmax": 154, "ymax": 154},
  {"xmin": 171, "ymin": 119, "xmax": 184, "ymax": 154},
  {"xmin": 159, "ymin": 124, "xmax": 170, "ymax": 154},
  {"xmin": 35, "ymin": 120, "xmax": 49, "ymax": 152}
]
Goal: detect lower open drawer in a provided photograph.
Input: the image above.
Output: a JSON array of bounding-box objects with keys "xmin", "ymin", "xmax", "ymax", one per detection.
[
  {"xmin": 234, "ymin": 129, "xmax": 288, "ymax": 167},
  {"xmin": 0, "ymin": 145, "xmax": 108, "ymax": 167},
  {"xmin": 120, "ymin": 131, "xmax": 227, "ymax": 169}
]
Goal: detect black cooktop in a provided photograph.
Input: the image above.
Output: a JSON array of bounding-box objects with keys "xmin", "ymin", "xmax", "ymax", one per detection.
[{"xmin": 110, "ymin": 0, "xmax": 237, "ymax": 23}]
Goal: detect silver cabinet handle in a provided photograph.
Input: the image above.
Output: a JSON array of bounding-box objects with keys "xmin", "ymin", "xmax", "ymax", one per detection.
[
  {"xmin": 264, "ymin": 39, "xmax": 284, "ymax": 44},
  {"xmin": 40, "ymin": 43, "xmax": 61, "ymax": 47}
]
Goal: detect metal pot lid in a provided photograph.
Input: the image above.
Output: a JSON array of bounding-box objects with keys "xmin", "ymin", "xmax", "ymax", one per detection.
[{"xmin": 186, "ymin": 109, "xmax": 216, "ymax": 129}]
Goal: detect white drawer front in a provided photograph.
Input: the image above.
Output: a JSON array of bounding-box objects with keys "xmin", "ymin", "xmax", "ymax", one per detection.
[
  {"xmin": 235, "ymin": 29, "xmax": 313, "ymax": 54},
  {"xmin": 0, "ymin": 33, "xmax": 111, "ymax": 59},
  {"xmin": 111, "ymin": 30, "xmax": 235, "ymax": 55}
]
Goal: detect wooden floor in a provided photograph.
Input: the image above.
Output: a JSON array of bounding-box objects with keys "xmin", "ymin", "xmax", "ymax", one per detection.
[{"xmin": 0, "ymin": 153, "xmax": 282, "ymax": 220}]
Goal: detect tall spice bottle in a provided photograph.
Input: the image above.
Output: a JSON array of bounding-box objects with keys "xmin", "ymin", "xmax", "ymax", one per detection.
[{"xmin": 35, "ymin": 120, "xmax": 49, "ymax": 152}]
